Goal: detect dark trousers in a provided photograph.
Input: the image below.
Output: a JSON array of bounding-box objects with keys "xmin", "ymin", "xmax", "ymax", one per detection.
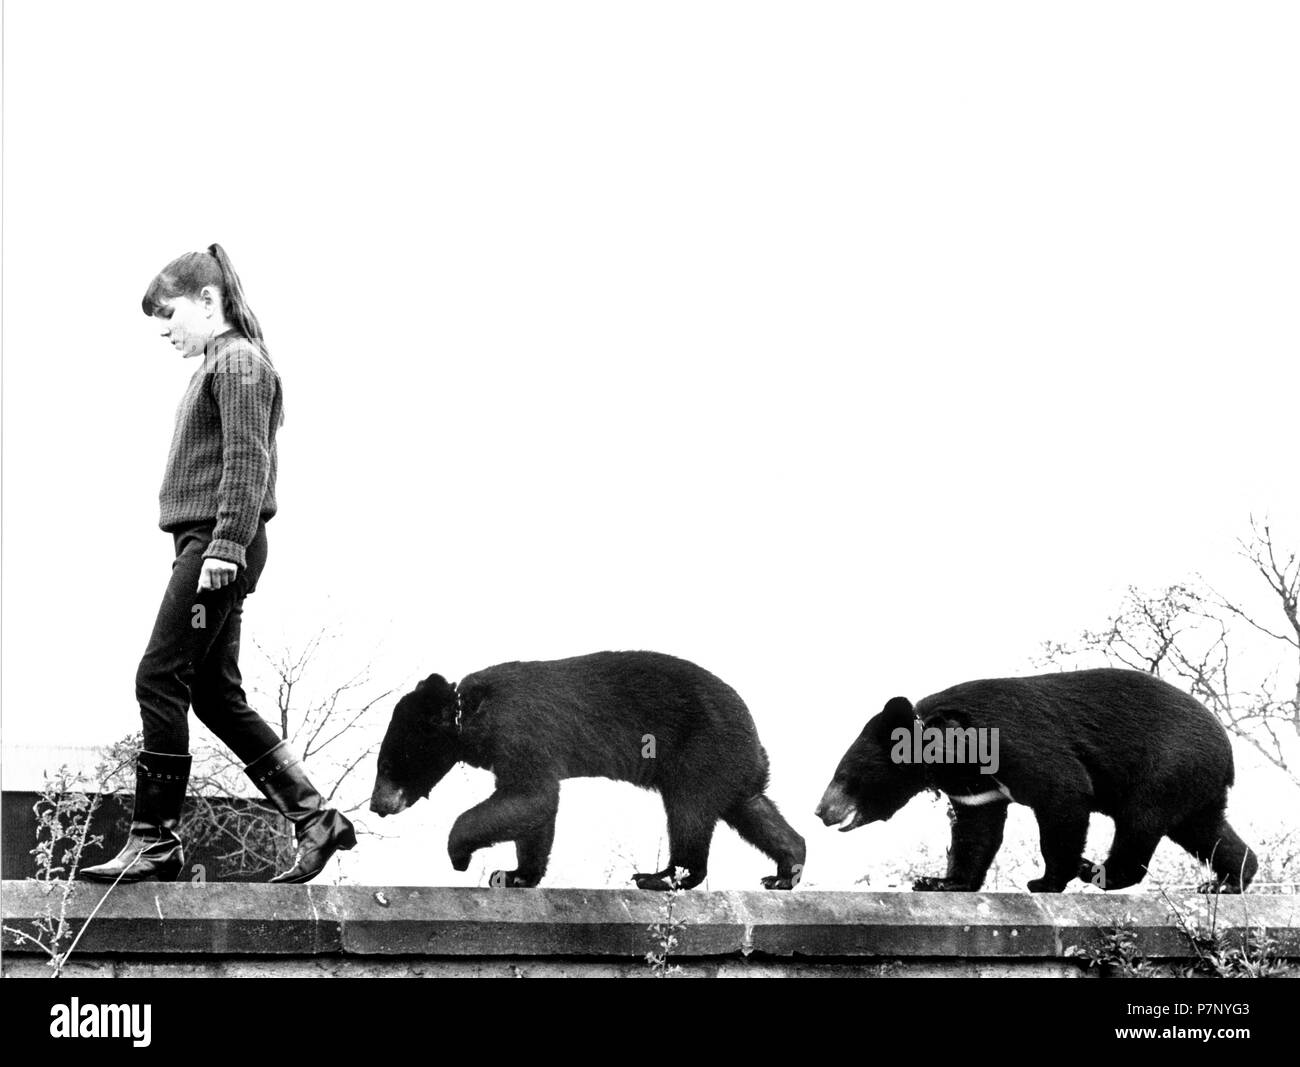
[{"xmin": 136, "ymin": 520, "xmax": 281, "ymax": 762}]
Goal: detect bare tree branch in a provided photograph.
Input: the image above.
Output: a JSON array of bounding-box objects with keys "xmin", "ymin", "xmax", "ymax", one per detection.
[{"xmin": 1038, "ymin": 521, "xmax": 1300, "ymax": 795}]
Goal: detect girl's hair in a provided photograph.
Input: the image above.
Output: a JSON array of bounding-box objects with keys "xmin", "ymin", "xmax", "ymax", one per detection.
[{"xmin": 141, "ymin": 244, "xmax": 269, "ymax": 358}]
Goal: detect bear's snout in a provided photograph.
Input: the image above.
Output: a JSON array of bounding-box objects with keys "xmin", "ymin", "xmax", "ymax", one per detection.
[
  {"xmin": 815, "ymin": 781, "xmax": 865, "ymax": 831},
  {"xmin": 370, "ymin": 779, "xmax": 409, "ymax": 817}
]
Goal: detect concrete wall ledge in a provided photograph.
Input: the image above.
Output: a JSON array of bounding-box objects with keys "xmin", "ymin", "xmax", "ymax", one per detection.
[{"xmin": 4, "ymin": 881, "xmax": 1298, "ymax": 977}]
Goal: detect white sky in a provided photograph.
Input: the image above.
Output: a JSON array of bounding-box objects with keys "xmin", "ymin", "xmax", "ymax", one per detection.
[{"xmin": 3, "ymin": 2, "xmax": 1298, "ymax": 889}]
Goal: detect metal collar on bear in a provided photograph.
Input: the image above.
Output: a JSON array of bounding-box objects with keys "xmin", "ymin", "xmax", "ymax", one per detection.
[
  {"xmin": 911, "ymin": 710, "xmax": 1013, "ymax": 806},
  {"xmin": 452, "ymin": 684, "xmax": 465, "ymax": 732}
]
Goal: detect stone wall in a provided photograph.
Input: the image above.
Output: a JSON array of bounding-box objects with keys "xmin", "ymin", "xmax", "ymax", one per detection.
[{"xmin": 4, "ymin": 881, "xmax": 1298, "ymax": 977}]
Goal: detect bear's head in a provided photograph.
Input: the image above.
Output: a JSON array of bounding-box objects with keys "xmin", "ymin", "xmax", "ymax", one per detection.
[
  {"xmin": 815, "ymin": 696, "xmax": 926, "ymax": 831},
  {"xmin": 370, "ymin": 672, "xmax": 464, "ymax": 817}
]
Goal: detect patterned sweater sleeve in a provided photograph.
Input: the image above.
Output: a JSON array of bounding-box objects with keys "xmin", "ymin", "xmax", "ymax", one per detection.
[{"xmin": 203, "ymin": 344, "xmax": 279, "ymax": 568}]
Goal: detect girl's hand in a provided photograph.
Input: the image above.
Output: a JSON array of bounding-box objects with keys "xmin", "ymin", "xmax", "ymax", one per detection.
[{"xmin": 197, "ymin": 558, "xmax": 239, "ymax": 592}]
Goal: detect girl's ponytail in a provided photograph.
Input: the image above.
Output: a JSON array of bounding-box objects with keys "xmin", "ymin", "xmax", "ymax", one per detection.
[
  {"xmin": 207, "ymin": 243, "xmax": 269, "ymax": 359},
  {"xmin": 206, "ymin": 245, "xmax": 283, "ymax": 424}
]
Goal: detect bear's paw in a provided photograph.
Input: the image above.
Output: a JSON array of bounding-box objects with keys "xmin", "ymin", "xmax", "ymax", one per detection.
[
  {"xmin": 760, "ymin": 863, "xmax": 803, "ymax": 891},
  {"xmin": 489, "ymin": 869, "xmax": 538, "ymax": 889}
]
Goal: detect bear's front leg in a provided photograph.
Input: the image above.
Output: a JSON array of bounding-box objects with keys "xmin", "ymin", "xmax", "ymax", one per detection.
[
  {"xmin": 447, "ymin": 783, "xmax": 559, "ymax": 875},
  {"xmin": 913, "ymin": 798, "xmax": 1010, "ymax": 891},
  {"xmin": 488, "ymin": 816, "xmax": 558, "ymax": 889}
]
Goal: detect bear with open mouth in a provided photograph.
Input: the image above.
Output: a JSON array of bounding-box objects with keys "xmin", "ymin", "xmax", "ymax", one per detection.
[{"xmin": 816, "ymin": 668, "xmax": 1257, "ymax": 893}]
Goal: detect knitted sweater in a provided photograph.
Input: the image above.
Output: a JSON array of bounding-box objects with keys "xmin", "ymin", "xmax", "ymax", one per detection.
[{"xmin": 158, "ymin": 330, "xmax": 282, "ymax": 568}]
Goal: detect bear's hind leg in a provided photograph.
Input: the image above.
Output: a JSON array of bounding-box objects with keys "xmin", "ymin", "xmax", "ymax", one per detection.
[
  {"xmin": 634, "ymin": 800, "xmax": 716, "ymax": 891},
  {"xmin": 448, "ymin": 782, "xmax": 559, "ymax": 876},
  {"xmin": 1168, "ymin": 806, "xmax": 1259, "ymax": 893},
  {"xmin": 722, "ymin": 793, "xmax": 806, "ymax": 890},
  {"xmin": 914, "ymin": 799, "xmax": 1008, "ymax": 892},
  {"xmin": 1079, "ymin": 820, "xmax": 1162, "ymax": 891},
  {"xmin": 1027, "ymin": 801, "xmax": 1091, "ymax": 893}
]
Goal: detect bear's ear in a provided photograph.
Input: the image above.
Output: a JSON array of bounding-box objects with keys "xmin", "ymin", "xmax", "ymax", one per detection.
[
  {"xmin": 882, "ymin": 696, "xmax": 914, "ymax": 723},
  {"xmin": 409, "ymin": 673, "xmax": 458, "ymax": 726},
  {"xmin": 863, "ymin": 696, "xmax": 914, "ymax": 737}
]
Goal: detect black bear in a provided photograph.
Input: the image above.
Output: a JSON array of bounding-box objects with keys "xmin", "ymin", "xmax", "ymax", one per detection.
[
  {"xmin": 815, "ymin": 668, "xmax": 1257, "ymax": 893},
  {"xmin": 370, "ymin": 650, "xmax": 806, "ymax": 890}
]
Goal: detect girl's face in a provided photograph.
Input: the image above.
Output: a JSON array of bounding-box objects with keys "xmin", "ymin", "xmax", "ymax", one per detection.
[{"xmin": 153, "ymin": 287, "xmax": 222, "ymax": 358}]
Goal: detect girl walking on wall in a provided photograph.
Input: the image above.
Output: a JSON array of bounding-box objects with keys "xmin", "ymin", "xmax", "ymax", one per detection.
[{"xmin": 82, "ymin": 244, "xmax": 356, "ymax": 884}]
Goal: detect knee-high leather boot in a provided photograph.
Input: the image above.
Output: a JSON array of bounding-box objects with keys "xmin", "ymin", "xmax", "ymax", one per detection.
[
  {"xmin": 245, "ymin": 741, "xmax": 357, "ymax": 883},
  {"xmin": 81, "ymin": 751, "xmax": 191, "ymax": 883}
]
